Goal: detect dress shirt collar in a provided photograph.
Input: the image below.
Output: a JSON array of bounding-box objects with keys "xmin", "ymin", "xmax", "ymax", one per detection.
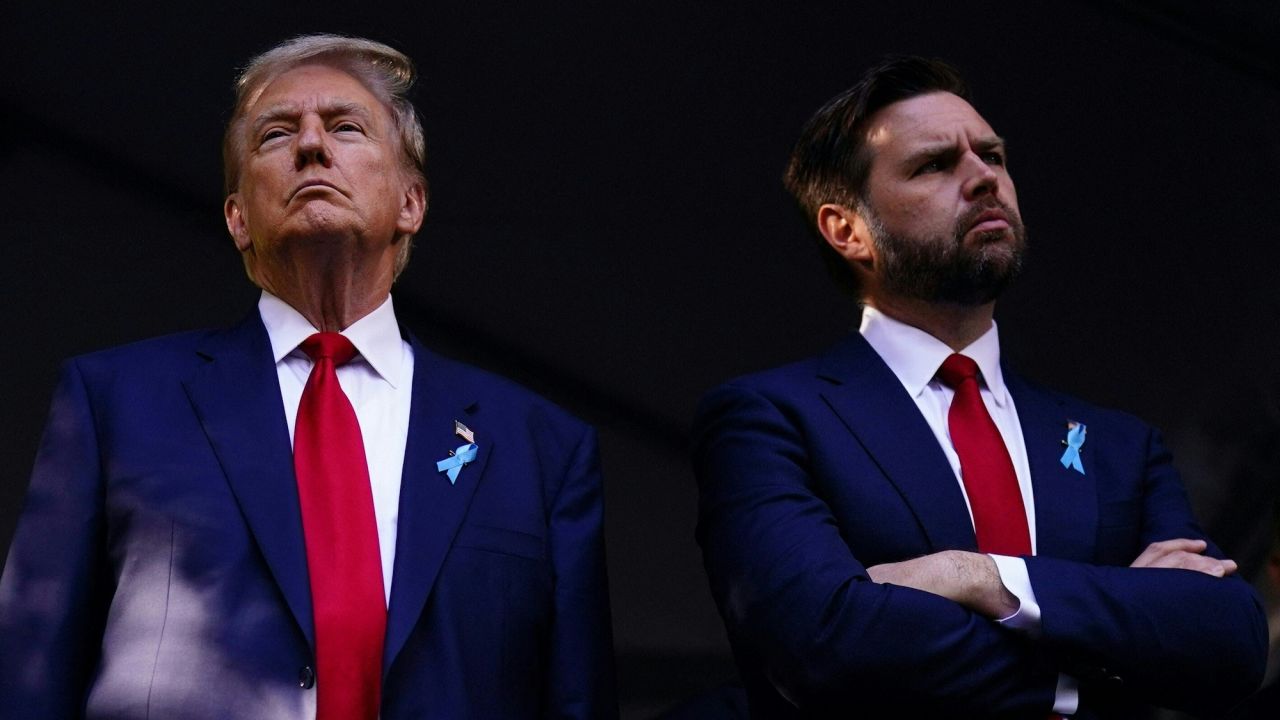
[
  {"xmin": 859, "ymin": 305, "xmax": 1009, "ymax": 407},
  {"xmin": 257, "ymin": 290, "xmax": 406, "ymax": 388}
]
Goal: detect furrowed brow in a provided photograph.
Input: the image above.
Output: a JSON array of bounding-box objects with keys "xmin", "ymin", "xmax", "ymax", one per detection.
[
  {"xmin": 249, "ymin": 100, "xmax": 374, "ymax": 136},
  {"xmin": 250, "ymin": 103, "xmax": 301, "ymax": 136},
  {"xmin": 901, "ymin": 143, "xmax": 958, "ymax": 170},
  {"xmin": 901, "ymin": 135, "xmax": 1008, "ymax": 169},
  {"xmin": 972, "ymin": 136, "xmax": 1007, "ymax": 154}
]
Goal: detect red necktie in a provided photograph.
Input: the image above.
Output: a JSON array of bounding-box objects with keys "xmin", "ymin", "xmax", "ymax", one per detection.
[
  {"xmin": 936, "ymin": 353, "xmax": 1031, "ymax": 556},
  {"xmin": 294, "ymin": 332, "xmax": 385, "ymax": 720}
]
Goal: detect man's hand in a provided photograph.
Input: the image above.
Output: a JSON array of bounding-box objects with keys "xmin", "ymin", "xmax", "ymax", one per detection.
[
  {"xmin": 867, "ymin": 550, "xmax": 1019, "ymax": 620},
  {"xmin": 1130, "ymin": 538, "xmax": 1238, "ymax": 577}
]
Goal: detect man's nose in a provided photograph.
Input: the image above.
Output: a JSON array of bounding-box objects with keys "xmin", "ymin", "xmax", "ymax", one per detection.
[
  {"xmin": 960, "ymin": 152, "xmax": 1000, "ymax": 201},
  {"xmin": 294, "ymin": 119, "xmax": 331, "ymax": 169}
]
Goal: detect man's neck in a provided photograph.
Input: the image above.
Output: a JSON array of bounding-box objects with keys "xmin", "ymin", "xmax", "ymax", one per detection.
[
  {"xmin": 255, "ymin": 250, "xmax": 395, "ymax": 332},
  {"xmin": 865, "ymin": 295, "xmax": 995, "ymax": 352}
]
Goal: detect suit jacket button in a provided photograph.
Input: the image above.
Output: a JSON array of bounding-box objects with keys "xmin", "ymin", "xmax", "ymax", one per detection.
[{"xmin": 299, "ymin": 665, "xmax": 315, "ymax": 689}]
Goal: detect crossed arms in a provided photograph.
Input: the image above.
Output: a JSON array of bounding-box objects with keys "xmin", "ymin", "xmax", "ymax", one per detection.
[
  {"xmin": 693, "ymin": 382, "xmax": 1267, "ymax": 716},
  {"xmin": 867, "ymin": 537, "xmax": 1237, "ymax": 623}
]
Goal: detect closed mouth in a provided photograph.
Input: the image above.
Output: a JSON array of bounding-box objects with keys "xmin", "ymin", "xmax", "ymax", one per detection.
[
  {"xmin": 968, "ymin": 207, "xmax": 1010, "ymax": 234},
  {"xmin": 291, "ymin": 180, "xmax": 343, "ymax": 199}
]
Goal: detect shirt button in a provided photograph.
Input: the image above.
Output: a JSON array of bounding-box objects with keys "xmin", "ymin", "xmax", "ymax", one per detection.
[{"xmin": 299, "ymin": 665, "xmax": 315, "ymax": 689}]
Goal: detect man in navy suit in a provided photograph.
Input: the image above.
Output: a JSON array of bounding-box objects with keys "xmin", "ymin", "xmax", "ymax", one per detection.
[
  {"xmin": 0, "ymin": 35, "xmax": 616, "ymax": 719},
  {"xmin": 692, "ymin": 56, "xmax": 1266, "ymax": 718}
]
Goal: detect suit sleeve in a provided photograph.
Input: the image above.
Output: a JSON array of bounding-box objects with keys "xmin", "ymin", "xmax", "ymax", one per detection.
[
  {"xmin": 693, "ymin": 383, "xmax": 1060, "ymax": 715},
  {"xmin": 1025, "ymin": 426, "xmax": 1268, "ymax": 716},
  {"xmin": 543, "ymin": 424, "xmax": 619, "ymax": 719},
  {"xmin": 0, "ymin": 359, "xmax": 111, "ymax": 717}
]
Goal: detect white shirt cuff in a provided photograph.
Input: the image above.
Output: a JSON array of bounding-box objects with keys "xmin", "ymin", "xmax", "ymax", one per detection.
[
  {"xmin": 1054, "ymin": 673, "xmax": 1080, "ymax": 715},
  {"xmin": 989, "ymin": 554, "xmax": 1040, "ymax": 635},
  {"xmin": 988, "ymin": 555, "xmax": 1078, "ymax": 715}
]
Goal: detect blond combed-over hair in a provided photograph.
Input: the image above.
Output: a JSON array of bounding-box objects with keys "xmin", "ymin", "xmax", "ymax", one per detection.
[{"xmin": 222, "ymin": 34, "xmax": 427, "ymax": 279}]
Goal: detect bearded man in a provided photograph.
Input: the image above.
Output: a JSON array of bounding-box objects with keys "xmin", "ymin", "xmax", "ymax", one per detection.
[
  {"xmin": 0, "ymin": 35, "xmax": 616, "ymax": 719},
  {"xmin": 692, "ymin": 56, "xmax": 1266, "ymax": 718}
]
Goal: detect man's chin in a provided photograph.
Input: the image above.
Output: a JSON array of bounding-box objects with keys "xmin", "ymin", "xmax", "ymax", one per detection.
[
  {"xmin": 925, "ymin": 249, "xmax": 1024, "ymax": 305},
  {"xmin": 966, "ymin": 226, "xmax": 1018, "ymax": 247},
  {"xmin": 280, "ymin": 205, "xmax": 361, "ymax": 238}
]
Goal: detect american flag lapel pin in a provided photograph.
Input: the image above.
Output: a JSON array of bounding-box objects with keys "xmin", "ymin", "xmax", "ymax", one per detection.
[{"xmin": 454, "ymin": 420, "xmax": 475, "ymax": 444}]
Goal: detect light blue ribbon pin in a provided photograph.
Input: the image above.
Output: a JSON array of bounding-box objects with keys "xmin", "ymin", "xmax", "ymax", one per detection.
[
  {"xmin": 1060, "ymin": 423, "xmax": 1086, "ymax": 474},
  {"xmin": 436, "ymin": 443, "xmax": 478, "ymax": 484}
]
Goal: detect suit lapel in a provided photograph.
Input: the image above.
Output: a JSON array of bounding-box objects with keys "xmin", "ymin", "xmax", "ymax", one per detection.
[
  {"xmin": 181, "ymin": 312, "xmax": 314, "ymax": 647},
  {"xmin": 383, "ymin": 337, "xmax": 490, "ymax": 674},
  {"xmin": 817, "ymin": 334, "xmax": 978, "ymax": 552},
  {"xmin": 1005, "ymin": 369, "xmax": 1098, "ymax": 562}
]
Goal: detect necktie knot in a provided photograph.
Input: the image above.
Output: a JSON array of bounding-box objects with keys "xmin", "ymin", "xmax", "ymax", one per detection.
[
  {"xmin": 300, "ymin": 332, "xmax": 358, "ymax": 366},
  {"xmin": 937, "ymin": 353, "xmax": 980, "ymax": 390}
]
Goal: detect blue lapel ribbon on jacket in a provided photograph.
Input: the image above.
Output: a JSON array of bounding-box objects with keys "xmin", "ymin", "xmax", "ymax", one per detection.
[
  {"xmin": 1060, "ymin": 423, "xmax": 1087, "ymax": 474},
  {"xmin": 436, "ymin": 443, "xmax": 478, "ymax": 484}
]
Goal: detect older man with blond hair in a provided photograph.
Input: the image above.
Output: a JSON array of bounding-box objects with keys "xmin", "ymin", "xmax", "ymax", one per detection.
[{"xmin": 0, "ymin": 35, "xmax": 617, "ymax": 720}]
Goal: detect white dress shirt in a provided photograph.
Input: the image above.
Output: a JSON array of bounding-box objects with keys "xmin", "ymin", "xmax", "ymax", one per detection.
[
  {"xmin": 860, "ymin": 305, "xmax": 1078, "ymax": 714},
  {"xmin": 258, "ymin": 291, "xmax": 414, "ymax": 606}
]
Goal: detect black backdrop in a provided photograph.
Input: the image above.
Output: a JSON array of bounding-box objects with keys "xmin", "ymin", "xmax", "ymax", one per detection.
[{"xmin": 3, "ymin": 1, "xmax": 1279, "ymax": 716}]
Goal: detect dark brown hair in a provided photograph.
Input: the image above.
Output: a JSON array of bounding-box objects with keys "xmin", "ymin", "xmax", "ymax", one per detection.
[{"xmin": 783, "ymin": 56, "xmax": 971, "ymax": 295}]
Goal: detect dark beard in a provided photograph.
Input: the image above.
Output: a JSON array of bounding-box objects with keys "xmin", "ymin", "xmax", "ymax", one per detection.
[{"xmin": 869, "ymin": 200, "xmax": 1028, "ymax": 306}]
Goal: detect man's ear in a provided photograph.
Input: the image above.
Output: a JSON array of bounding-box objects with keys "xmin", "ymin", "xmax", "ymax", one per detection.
[
  {"xmin": 816, "ymin": 203, "xmax": 873, "ymax": 263},
  {"xmin": 396, "ymin": 179, "xmax": 427, "ymax": 237},
  {"xmin": 224, "ymin": 194, "xmax": 252, "ymax": 252}
]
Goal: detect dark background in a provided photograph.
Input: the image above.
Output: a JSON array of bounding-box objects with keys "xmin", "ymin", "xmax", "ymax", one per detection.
[{"xmin": 3, "ymin": 1, "xmax": 1278, "ymax": 716}]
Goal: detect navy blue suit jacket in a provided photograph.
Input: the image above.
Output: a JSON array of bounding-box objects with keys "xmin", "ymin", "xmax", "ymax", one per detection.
[
  {"xmin": 692, "ymin": 333, "xmax": 1265, "ymax": 718},
  {"xmin": 0, "ymin": 310, "xmax": 617, "ymax": 719}
]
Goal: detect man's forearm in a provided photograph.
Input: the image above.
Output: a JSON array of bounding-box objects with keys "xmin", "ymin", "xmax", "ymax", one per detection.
[
  {"xmin": 867, "ymin": 536, "xmax": 1242, "ymax": 620},
  {"xmin": 867, "ymin": 550, "xmax": 1019, "ymax": 619},
  {"xmin": 1025, "ymin": 555, "xmax": 1266, "ymax": 716}
]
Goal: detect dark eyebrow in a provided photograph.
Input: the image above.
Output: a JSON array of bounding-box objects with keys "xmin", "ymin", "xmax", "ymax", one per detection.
[
  {"xmin": 901, "ymin": 144, "xmax": 958, "ymax": 171},
  {"xmin": 901, "ymin": 135, "xmax": 1008, "ymax": 170},
  {"xmin": 972, "ymin": 136, "xmax": 1008, "ymax": 154}
]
